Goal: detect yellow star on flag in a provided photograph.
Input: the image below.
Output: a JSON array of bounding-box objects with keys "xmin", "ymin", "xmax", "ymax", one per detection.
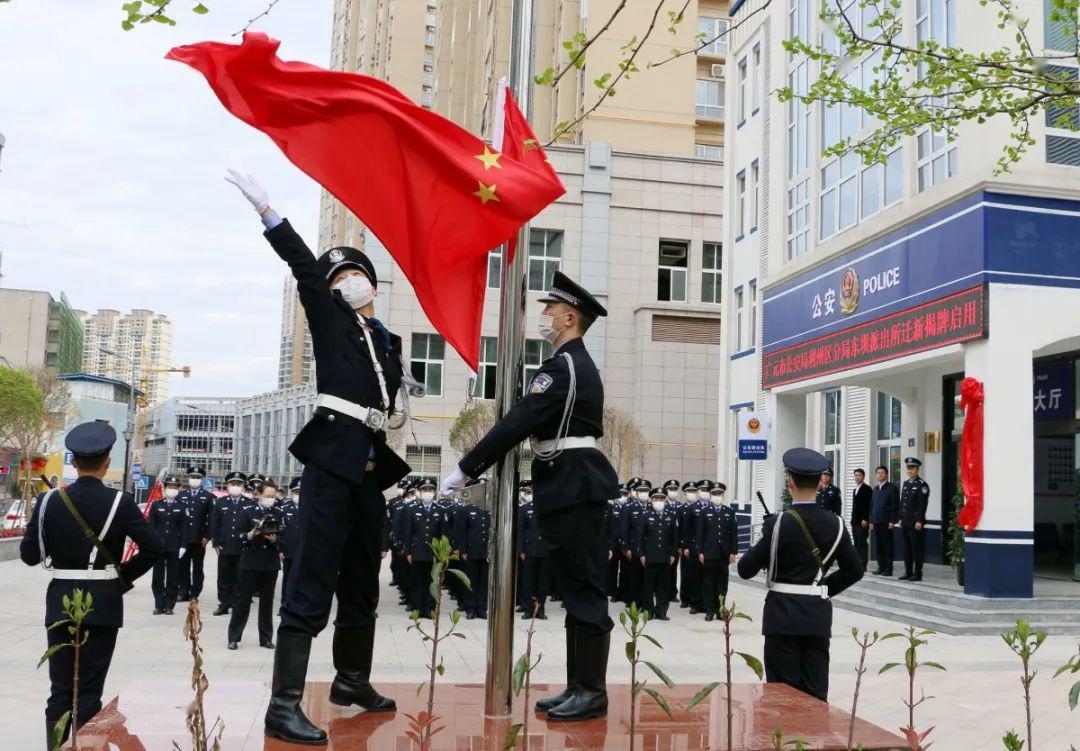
[
  {"xmin": 474, "ymin": 181, "xmax": 500, "ymax": 205},
  {"xmin": 474, "ymin": 146, "xmax": 502, "ymax": 170},
  {"xmin": 522, "ymin": 138, "xmax": 539, "ymax": 152}
]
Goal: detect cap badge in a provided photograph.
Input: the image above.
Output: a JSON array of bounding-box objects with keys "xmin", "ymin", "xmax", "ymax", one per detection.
[{"xmin": 329, "ymin": 248, "xmax": 344, "ymax": 263}]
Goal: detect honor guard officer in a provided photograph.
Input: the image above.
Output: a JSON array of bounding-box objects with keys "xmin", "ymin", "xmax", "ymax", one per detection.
[
  {"xmin": 177, "ymin": 465, "xmax": 214, "ymax": 602},
  {"xmin": 228, "ymin": 481, "xmax": 284, "ymax": 650},
  {"xmin": 816, "ymin": 469, "xmax": 843, "ymax": 516},
  {"xmin": 150, "ymin": 475, "xmax": 186, "ymax": 615},
  {"xmin": 442, "ymin": 271, "xmax": 619, "ymax": 723},
  {"xmin": 518, "ymin": 487, "xmax": 552, "ymax": 619},
  {"xmin": 21, "ymin": 421, "xmax": 164, "ymax": 747},
  {"xmin": 898, "ymin": 458, "xmax": 930, "ymax": 582},
  {"xmin": 211, "ymin": 472, "xmax": 252, "ymax": 616},
  {"xmin": 696, "ymin": 481, "xmax": 738, "ymax": 621},
  {"xmin": 279, "ymin": 478, "xmax": 302, "ymax": 611},
  {"xmin": 737, "ymin": 448, "xmax": 864, "ymax": 701},
  {"xmin": 461, "ymin": 480, "xmax": 491, "ymax": 619},
  {"xmin": 619, "ymin": 479, "xmax": 650, "ymax": 608},
  {"xmin": 230, "ymin": 173, "xmax": 414, "ymax": 744},
  {"xmin": 636, "ymin": 487, "xmax": 679, "ymax": 620},
  {"xmin": 402, "ymin": 478, "xmax": 444, "ymax": 618}
]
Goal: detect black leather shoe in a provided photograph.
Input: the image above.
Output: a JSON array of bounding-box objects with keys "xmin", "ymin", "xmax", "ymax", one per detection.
[
  {"xmin": 548, "ymin": 627, "xmax": 609, "ymax": 722},
  {"xmin": 705, "ymin": 614, "xmax": 715, "ymax": 622},
  {"xmin": 328, "ymin": 626, "xmax": 397, "ymax": 712},
  {"xmin": 536, "ymin": 626, "xmax": 577, "ymax": 713},
  {"xmin": 265, "ymin": 632, "xmax": 328, "ymax": 745},
  {"xmin": 689, "ymin": 607, "xmax": 701, "ymax": 615},
  {"xmin": 657, "ymin": 615, "xmax": 670, "ymax": 621},
  {"xmin": 164, "ymin": 609, "xmax": 174, "ymax": 615},
  {"xmin": 536, "ymin": 612, "xmax": 548, "ymax": 620},
  {"xmin": 466, "ymin": 611, "xmax": 476, "ymax": 620},
  {"xmin": 228, "ymin": 642, "xmax": 239, "ymax": 650},
  {"xmin": 261, "ymin": 641, "xmax": 275, "ymax": 649},
  {"xmin": 213, "ymin": 605, "xmax": 230, "ymax": 616},
  {"xmin": 153, "ymin": 609, "xmax": 164, "ymax": 615},
  {"xmin": 680, "ymin": 602, "xmax": 690, "ymax": 609},
  {"xmin": 898, "ymin": 574, "xmax": 912, "ymax": 581},
  {"xmin": 911, "ymin": 575, "xmax": 923, "ymax": 582},
  {"xmin": 871, "ymin": 570, "xmax": 884, "ymax": 576}
]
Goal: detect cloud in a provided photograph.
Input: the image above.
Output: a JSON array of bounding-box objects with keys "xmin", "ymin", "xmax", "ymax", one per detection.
[{"xmin": 0, "ymin": 1, "xmax": 333, "ymax": 399}]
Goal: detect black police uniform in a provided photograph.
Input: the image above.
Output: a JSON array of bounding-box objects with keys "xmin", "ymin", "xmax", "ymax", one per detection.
[
  {"xmin": 211, "ymin": 472, "xmax": 252, "ymax": 615},
  {"xmin": 177, "ymin": 468, "xmax": 215, "ymax": 601},
  {"xmin": 603, "ymin": 489, "xmax": 627, "ymax": 599},
  {"xmin": 20, "ymin": 421, "xmax": 165, "ymax": 745},
  {"xmin": 660, "ymin": 480, "xmax": 682, "ymax": 600},
  {"xmin": 738, "ymin": 448, "xmax": 863, "ymax": 701},
  {"xmin": 279, "ymin": 479, "xmax": 301, "ymax": 610},
  {"xmin": 457, "ymin": 271, "xmax": 619, "ymax": 723},
  {"xmin": 635, "ymin": 499, "xmax": 678, "ymax": 619},
  {"xmin": 676, "ymin": 483, "xmax": 698, "ymax": 609},
  {"xmin": 263, "ymin": 220, "xmax": 410, "ymax": 743},
  {"xmin": 815, "ymin": 478, "xmax": 843, "ymax": 516},
  {"xmin": 402, "ymin": 499, "xmax": 444, "ymax": 617},
  {"xmin": 870, "ymin": 477, "xmax": 900, "ymax": 575},
  {"xmin": 228, "ymin": 502, "xmax": 283, "ymax": 647},
  {"xmin": 149, "ymin": 488, "xmax": 186, "ymax": 614},
  {"xmin": 461, "ymin": 502, "xmax": 491, "ymax": 618},
  {"xmin": 898, "ymin": 460, "xmax": 930, "ymax": 581},
  {"xmin": 618, "ymin": 491, "xmax": 648, "ymax": 607},
  {"xmin": 696, "ymin": 498, "xmax": 738, "ymax": 619},
  {"xmin": 518, "ymin": 500, "xmax": 551, "ymax": 617}
]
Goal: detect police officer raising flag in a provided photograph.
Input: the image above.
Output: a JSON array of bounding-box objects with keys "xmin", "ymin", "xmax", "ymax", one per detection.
[
  {"xmin": 738, "ymin": 448, "xmax": 863, "ymax": 702},
  {"xmin": 441, "ymin": 271, "xmax": 619, "ymax": 723}
]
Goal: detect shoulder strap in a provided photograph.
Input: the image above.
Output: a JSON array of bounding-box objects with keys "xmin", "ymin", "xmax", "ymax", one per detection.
[
  {"xmin": 88, "ymin": 492, "xmax": 124, "ymax": 570},
  {"xmin": 56, "ymin": 488, "xmax": 122, "ymax": 572},
  {"xmin": 784, "ymin": 508, "xmax": 823, "ymax": 569},
  {"xmin": 37, "ymin": 488, "xmax": 59, "ymax": 570}
]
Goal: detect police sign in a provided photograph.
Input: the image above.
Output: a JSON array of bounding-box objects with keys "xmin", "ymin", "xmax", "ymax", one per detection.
[{"xmin": 737, "ymin": 411, "xmax": 769, "ymax": 460}]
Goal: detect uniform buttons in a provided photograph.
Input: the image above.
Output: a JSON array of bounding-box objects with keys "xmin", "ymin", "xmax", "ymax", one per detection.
[{"xmin": 328, "ymin": 413, "xmax": 336, "ymax": 422}]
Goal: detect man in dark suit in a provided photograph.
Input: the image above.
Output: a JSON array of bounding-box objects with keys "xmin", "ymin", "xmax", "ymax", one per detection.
[
  {"xmin": 21, "ymin": 421, "xmax": 164, "ymax": 746},
  {"xmin": 229, "ymin": 172, "xmax": 411, "ymax": 744},
  {"xmin": 228, "ymin": 480, "xmax": 284, "ymax": 650},
  {"xmin": 177, "ymin": 465, "xmax": 215, "ymax": 602},
  {"xmin": 737, "ymin": 448, "xmax": 863, "ymax": 701},
  {"xmin": 869, "ymin": 465, "xmax": 899, "ymax": 576},
  {"xmin": 850, "ymin": 468, "xmax": 872, "ymax": 570},
  {"xmin": 442, "ymin": 271, "xmax": 619, "ymax": 723}
]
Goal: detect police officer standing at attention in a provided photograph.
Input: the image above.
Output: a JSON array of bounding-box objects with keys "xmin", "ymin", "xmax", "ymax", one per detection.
[
  {"xmin": 402, "ymin": 478, "xmax": 443, "ymax": 618},
  {"xmin": 737, "ymin": 448, "xmax": 863, "ymax": 701},
  {"xmin": 211, "ymin": 471, "xmax": 251, "ymax": 616},
  {"xmin": 898, "ymin": 458, "xmax": 930, "ymax": 582},
  {"xmin": 229, "ymin": 172, "xmax": 413, "ymax": 744},
  {"xmin": 21, "ymin": 421, "xmax": 164, "ymax": 747},
  {"xmin": 228, "ymin": 480, "xmax": 284, "ymax": 650},
  {"xmin": 619, "ymin": 479, "xmax": 650, "ymax": 608},
  {"xmin": 816, "ymin": 468, "xmax": 843, "ymax": 516},
  {"xmin": 460, "ymin": 480, "xmax": 491, "ymax": 620},
  {"xmin": 150, "ymin": 474, "xmax": 186, "ymax": 615},
  {"xmin": 604, "ymin": 484, "xmax": 627, "ymax": 601},
  {"xmin": 637, "ymin": 486, "xmax": 678, "ymax": 620},
  {"xmin": 518, "ymin": 487, "xmax": 551, "ymax": 619},
  {"xmin": 177, "ymin": 465, "xmax": 214, "ymax": 602},
  {"xmin": 279, "ymin": 478, "xmax": 302, "ymax": 611},
  {"xmin": 696, "ymin": 483, "xmax": 738, "ymax": 622},
  {"xmin": 441, "ymin": 271, "xmax": 619, "ymax": 723}
]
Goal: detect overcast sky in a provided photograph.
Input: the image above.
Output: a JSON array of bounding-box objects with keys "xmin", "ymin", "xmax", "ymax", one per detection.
[{"xmin": 0, "ymin": 0, "xmax": 333, "ymax": 398}]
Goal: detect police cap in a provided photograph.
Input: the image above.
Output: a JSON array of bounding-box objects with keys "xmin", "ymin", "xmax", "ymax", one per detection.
[
  {"xmin": 186, "ymin": 465, "xmax": 206, "ymax": 478},
  {"xmin": 681, "ymin": 481, "xmax": 696, "ymax": 491},
  {"xmin": 822, "ymin": 467, "xmax": 834, "ymax": 477},
  {"xmin": 712, "ymin": 482, "xmax": 727, "ymax": 492},
  {"xmin": 64, "ymin": 420, "xmax": 116, "ymax": 458},
  {"xmin": 649, "ymin": 486, "xmax": 666, "ymax": 498},
  {"xmin": 418, "ymin": 476, "xmax": 437, "ymax": 490},
  {"xmin": 626, "ymin": 477, "xmax": 644, "ymax": 491},
  {"xmin": 318, "ymin": 246, "xmax": 378, "ymax": 288},
  {"xmin": 618, "ymin": 483, "xmax": 629, "ymax": 494},
  {"xmin": 662, "ymin": 479, "xmax": 680, "ymax": 492},
  {"xmin": 695, "ymin": 479, "xmax": 713, "ymax": 492},
  {"xmin": 783, "ymin": 448, "xmax": 830, "ymax": 478},
  {"xmin": 904, "ymin": 457, "xmax": 922, "ymax": 468},
  {"xmin": 635, "ymin": 479, "xmax": 653, "ymax": 491},
  {"xmin": 289, "ymin": 477, "xmax": 301, "ymax": 491},
  {"xmin": 519, "ymin": 479, "xmax": 533, "ymax": 491},
  {"xmin": 163, "ymin": 474, "xmax": 182, "ymax": 486},
  {"xmin": 537, "ymin": 271, "xmax": 607, "ymax": 319},
  {"xmin": 224, "ymin": 470, "xmax": 247, "ymax": 485}
]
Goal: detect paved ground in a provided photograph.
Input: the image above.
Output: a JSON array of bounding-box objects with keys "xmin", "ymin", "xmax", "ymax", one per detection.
[{"xmin": 1, "ymin": 553, "xmax": 1078, "ymax": 749}]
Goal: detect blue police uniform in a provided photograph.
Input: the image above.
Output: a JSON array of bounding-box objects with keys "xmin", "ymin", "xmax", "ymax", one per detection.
[
  {"xmin": 635, "ymin": 492, "xmax": 679, "ymax": 619},
  {"xmin": 228, "ymin": 499, "xmax": 283, "ymax": 648},
  {"xmin": 210, "ymin": 471, "xmax": 253, "ymax": 615},
  {"xmin": 149, "ymin": 477, "xmax": 186, "ymax": 614},
  {"xmin": 898, "ymin": 458, "xmax": 930, "ymax": 581},
  {"xmin": 177, "ymin": 465, "xmax": 215, "ymax": 601}
]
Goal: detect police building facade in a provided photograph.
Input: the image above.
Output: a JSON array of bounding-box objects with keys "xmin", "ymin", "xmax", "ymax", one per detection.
[{"xmin": 723, "ymin": 0, "xmax": 1080, "ymax": 598}]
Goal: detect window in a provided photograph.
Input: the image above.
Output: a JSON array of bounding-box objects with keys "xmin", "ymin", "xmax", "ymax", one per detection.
[
  {"xmin": 698, "ymin": 17, "xmax": 729, "ymax": 55},
  {"xmin": 410, "ymin": 333, "xmax": 445, "ymax": 397},
  {"xmin": 487, "ymin": 249, "xmax": 503, "ymax": 288},
  {"xmin": 523, "ymin": 339, "xmax": 553, "ymax": 393},
  {"xmin": 875, "ymin": 392, "xmax": 903, "ymax": 484},
  {"xmin": 472, "ymin": 337, "xmax": 498, "ymax": 400},
  {"xmin": 787, "ymin": 179, "xmax": 810, "ymax": 260},
  {"xmin": 749, "ymin": 280, "xmax": 758, "ymax": 346},
  {"xmin": 694, "ymin": 143, "xmax": 724, "ymax": 161},
  {"xmin": 734, "ymin": 286, "xmax": 744, "ymax": 351},
  {"xmin": 786, "ymin": 57, "xmax": 812, "ymax": 260},
  {"xmin": 701, "ymin": 242, "xmax": 722, "ymax": 304},
  {"xmin": 406, "ymin": 444, "xmax": 442, "ymax": 475},
  {"xmin": 735, "ymin": 171, "xmax": 746, "ymax": 238},
  {"xmin": 737, "ymin": 58, "xmax": 748, "ymax": 123},
  {"xmin": 751, "ymin": 45, "xmax": 761, "ymax": 112},
  {"xmin": 695, "ymin": 79, "xmax": 724, "ymax": 119},
  {"xmin": 657, "ymin": 240, "xmax": 689, "ymax": 302},
  {"xmin": 750, "ymin": 161, "xmax": 760, "ymax": 232},
  {"xmin": 823, "ymin": 389, "xmax": 842, "ymax": 473},
  {"xmin": 425, "ymin": 28, "xmax": 436, "ymax": 45},
  {"xmin": 819, "ymin": 148, "xmax": 902, "ymax": 240},
  {"xmin": 527, "ymin": 229, "xmax": 562, "ymax": 291},
  {"xmin": 915, "ymin": 0, "xmax": 959, "ymax": 185}
]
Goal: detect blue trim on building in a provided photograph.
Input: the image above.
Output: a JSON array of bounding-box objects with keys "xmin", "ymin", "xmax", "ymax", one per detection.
[
  {"xmin": 965, "ymin": 541, "xmax": 1034, "ymax": 598},
  {"xmin": 966, "ymin": 529, "xmax": 1034, "ymax": 540},
  {"xmin": 730, "ymin": 348, "xmax": 757, "ymax": 361},
  {"xmin": 729, "ymin": 401, "xmax": 756, "ymax": 411},
  {"xmin": 729, "ymin": 0, "xmax": 747, "ymax": 16}
]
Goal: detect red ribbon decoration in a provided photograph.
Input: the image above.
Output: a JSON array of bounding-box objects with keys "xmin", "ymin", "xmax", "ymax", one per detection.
[{"xmin": 957, "ymin": 377, "xmax": 985, "ymax": 532}]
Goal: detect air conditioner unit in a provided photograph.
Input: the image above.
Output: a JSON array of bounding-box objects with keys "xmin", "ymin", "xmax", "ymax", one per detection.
[{"xmin": 710, "ymin": 64, "xmax": 725, "ymax": 78}]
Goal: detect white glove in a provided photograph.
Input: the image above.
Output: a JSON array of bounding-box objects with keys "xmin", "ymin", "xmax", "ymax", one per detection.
[
  {"xmin": 440, "ymin": 467, "xmax": 468, "ymax": 497},
  {"xmin": 178, "ymin": 547, "xmax": 186, "ymax": 558},
  {"xmin": 225, "ymin": 169, "xmax": 271, "ymax": 214}
]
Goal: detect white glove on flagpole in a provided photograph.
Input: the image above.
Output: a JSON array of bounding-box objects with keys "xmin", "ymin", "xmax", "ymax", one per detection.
[
  {"xmin": 225, "ymin": 169, "xmax": 271, "ymax": 214},
  {"xmin": 440, "ymin": 467, "xmax": 468, "ymax": 497}
]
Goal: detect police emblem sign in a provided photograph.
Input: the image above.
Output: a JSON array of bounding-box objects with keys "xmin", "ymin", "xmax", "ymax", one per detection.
[{"xmin": 737, "ymin": 410, "xmax": 769, "ymax": 460}]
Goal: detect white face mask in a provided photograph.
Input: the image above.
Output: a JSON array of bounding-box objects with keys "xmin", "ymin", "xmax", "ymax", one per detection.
[
  {"xmin": 666, "ymin": 490, "xmax": 678, "ymax": 500},
  {"xmin": 711, "ymin": 494, "xmax": 725, "ymax": 504},
  {"xmin": 227, "ymin": 485, "xmax": 243, "ymax": 497},
  {"xmin": 685, "ymin": 491, "xmax": 698, "ymax": 502},
  {"xmin": 636, "ymin": 491, "xmax": 650, "ymax": 502},
  {"xmin": 406, "ymin": 492, "xmax": 418, "ymax": 502},
  {"xmin": 652, "ymin": 501, "xmax": 665, "ymax": 512},
  {"xmin": 524, "ymin": 492, "xmax": 533, "ymax": 503},
  {"xmin": 165, "ymin": 488, "xmax": 180, "ymax": 500},
  {"xmin": 420, "ymin": 490, "xmax": 435, "ymax": 502},
  {"xmin": 537, "ymin": 312, "xmax": 568, "ymax": 344},
  {"xmin": 291, "ymin": 493, "xmax": 300, "ymax": 502},
  {"xmin": 188, "ymin": 478, "xmax": 202, "ymax": 489},
  {"xmin": 259, "ymin": 497, "xmax": 276, "ymax": 508},
  {"xmin": 334, "ymin": 274, "xmax": 374, "ymax": 308}
]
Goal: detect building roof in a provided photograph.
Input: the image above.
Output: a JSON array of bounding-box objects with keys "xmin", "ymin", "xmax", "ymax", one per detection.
[{"xmin": 59, "ymin": 372, "xmax": 145, "ymax": 397}]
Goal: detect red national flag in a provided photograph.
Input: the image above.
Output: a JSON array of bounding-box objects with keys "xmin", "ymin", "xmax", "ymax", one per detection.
[{"xmin": 167, "ymin": 33, "xmax": 564, "ymax": 370}]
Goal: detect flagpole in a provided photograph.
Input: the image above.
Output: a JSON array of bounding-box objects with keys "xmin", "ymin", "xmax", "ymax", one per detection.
[{"xmin": 484, "ymin": 0, "xmax": 537, "ymax": 719}]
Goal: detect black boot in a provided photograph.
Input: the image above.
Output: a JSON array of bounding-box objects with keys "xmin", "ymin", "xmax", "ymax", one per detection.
[
  {"xmin": 264, "ymin": 632, "xmax": 327, "ymax": 745},
  {"xmin": 535, "ymin": 626, "xmax": 577, "ymax": 712},
  {"xmin": 547, "ymin": 627, "xmax": 609, "ymax": 722},
  {"xmin": 328, "ymin": 626, "xmax": 397, "ymax": 711}
]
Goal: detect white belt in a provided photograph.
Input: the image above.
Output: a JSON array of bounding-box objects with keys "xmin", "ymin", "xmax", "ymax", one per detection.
[
  {"xmin": 530, "ymin": 436, "xmax": 597, "ymax": 454},
  {"xmin": 52, "ymin": 568, "xmax": 119, "ymax": 581},
  {"xmin": 768, "ymin": 581, "xmax": 829, "ymax": 599},
  {"xmin": 316, "ymin": 394, "xmax": 387, "ymax": 430}
]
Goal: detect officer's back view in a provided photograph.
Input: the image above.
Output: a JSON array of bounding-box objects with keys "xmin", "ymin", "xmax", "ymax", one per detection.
[
  {"xmin": 737, "ymin": 448, "xmax": 863, "ymax": 702},
  {"xmin": 20, "ymin": 421, "xmax": 164, "ymax": 748}
]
